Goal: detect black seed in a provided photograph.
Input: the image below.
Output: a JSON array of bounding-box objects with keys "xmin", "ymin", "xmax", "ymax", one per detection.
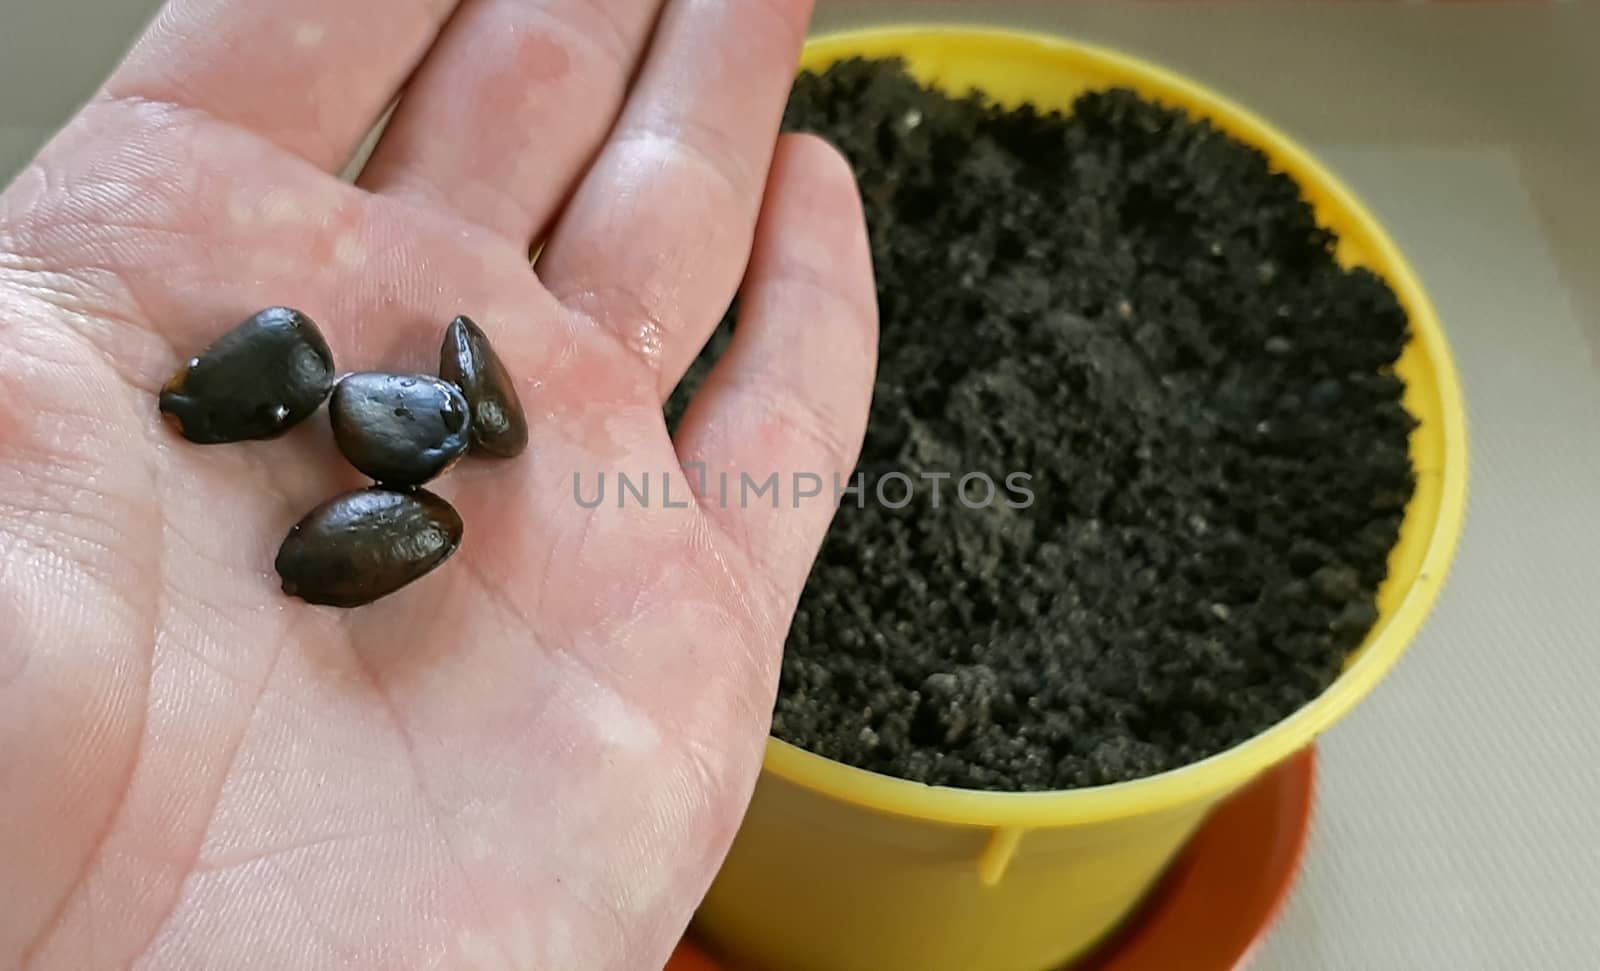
[
  {"xmin": 439, "ymin": 315, "xmax": 528, "ymax": 458},
  {"xmin": 330, "ymin": 373, "xmax": 471, "ymax": 486},
  {"xmin": 159, "ymin": 307, "xmax": 335, "ymax": 443},
  {"xmin": 275, "ymin": 487, "xmax": 463, "ymax": 608}
]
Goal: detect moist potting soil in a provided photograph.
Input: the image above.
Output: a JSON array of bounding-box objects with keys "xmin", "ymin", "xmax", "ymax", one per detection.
[{"xmin": 666, "ymin": 58, "xmax": 1417, "ymax": 791}]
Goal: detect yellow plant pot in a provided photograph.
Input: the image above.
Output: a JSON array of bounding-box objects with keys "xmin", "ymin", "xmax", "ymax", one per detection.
[{"xmin": 693, "ymin": 25, "xmax": 1468, "ymax": 971}]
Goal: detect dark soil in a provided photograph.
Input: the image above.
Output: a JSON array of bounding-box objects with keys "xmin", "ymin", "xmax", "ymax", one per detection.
[{"xmin": 666, "ymin": 59, "xmax": 1416, "ymax": 791}]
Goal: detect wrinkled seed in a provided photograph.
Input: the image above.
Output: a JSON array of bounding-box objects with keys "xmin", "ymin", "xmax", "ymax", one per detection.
[
  {"xmin": 159, "ymin": 307, "xmax": 334, "ymax": 443},
  {"xmin": 331, "ymin": 372, "xmax": 471, "ymax": 486},
  {"xmin": 439, "ymin": 315, "xmax": 529, "ymax": 458},
  {"xmin": 275, "ymin": 487, "xmax": 463, "ymax": 608}
]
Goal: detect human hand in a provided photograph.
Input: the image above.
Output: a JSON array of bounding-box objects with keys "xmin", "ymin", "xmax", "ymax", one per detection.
[{"xmin": 0, "ymin": 0, "xmax": 875, "ymax": 967}]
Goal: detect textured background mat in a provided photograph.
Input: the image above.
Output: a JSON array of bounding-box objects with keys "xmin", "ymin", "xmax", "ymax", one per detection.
[{"xmin": 1245, "ymin": 144, "xmax": 1600, "ymax": 970}]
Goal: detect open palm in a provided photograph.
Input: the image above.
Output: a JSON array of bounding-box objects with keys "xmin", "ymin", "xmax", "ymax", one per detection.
[{"xmin": 0, "ymin": 0, "xmax": 875, "ymax": 967}]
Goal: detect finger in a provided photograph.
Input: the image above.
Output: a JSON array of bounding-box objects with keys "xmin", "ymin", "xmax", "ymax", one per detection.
[
  {"xmin": 100, "ymin": 0, "xmax": 461, "ymax": 171},
  {"xmin": 673, "ymin": 134, "xmax": 877, "ymax": 607},
  {"xmin": 2, "ymin": 107, "xmax": 579, "ymax": 425},
  {"xmin": 537, "ymin": 0, "xmax": 814, "ymax": 399},
  {"xmin": 358, "ymin": 0, "xmax": 664, "ymax": 243}
]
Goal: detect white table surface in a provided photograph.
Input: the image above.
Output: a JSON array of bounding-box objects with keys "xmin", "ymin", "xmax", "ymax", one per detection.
[{"xmin": 3, "ymin": 2, "xmax": 1598, "ymax": 969}]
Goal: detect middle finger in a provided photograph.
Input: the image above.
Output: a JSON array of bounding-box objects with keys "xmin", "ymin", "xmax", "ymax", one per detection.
[{"xmin": 535, "ymin": 0, "xmax": 816, "ymax": 400}]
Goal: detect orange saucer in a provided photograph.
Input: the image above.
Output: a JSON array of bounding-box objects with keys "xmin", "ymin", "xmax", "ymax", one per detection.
[{"xmin": 669, "ymin": 748, "xmax": 1316, "ymax": 971}]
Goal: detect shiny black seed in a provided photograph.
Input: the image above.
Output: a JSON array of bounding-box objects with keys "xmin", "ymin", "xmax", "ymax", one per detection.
[
  {"xmin": 159, "ymin": 307, "xmax": 335, "ymax": 443},
  {"xmin": 439, "ymin": 315, "xmax": 528, "ymax": 458},
  {"xmin": 275, "ymin": 487, "xmax": 463, "ymax": 608},
  {"xmin": 330, "ymin": 373, "xmax": 472, "ymax": 486}
]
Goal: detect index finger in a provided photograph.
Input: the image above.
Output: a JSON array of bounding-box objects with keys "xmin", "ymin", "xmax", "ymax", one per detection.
[{"xmin": 102, "ymin": 0, "xmax": 461, "ymax": 171}]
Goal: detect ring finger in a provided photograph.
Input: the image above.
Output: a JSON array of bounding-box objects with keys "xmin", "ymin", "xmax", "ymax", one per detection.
[{"xmin": 357, "ymin": 0, "xmax": 665, "ymax": 244}]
